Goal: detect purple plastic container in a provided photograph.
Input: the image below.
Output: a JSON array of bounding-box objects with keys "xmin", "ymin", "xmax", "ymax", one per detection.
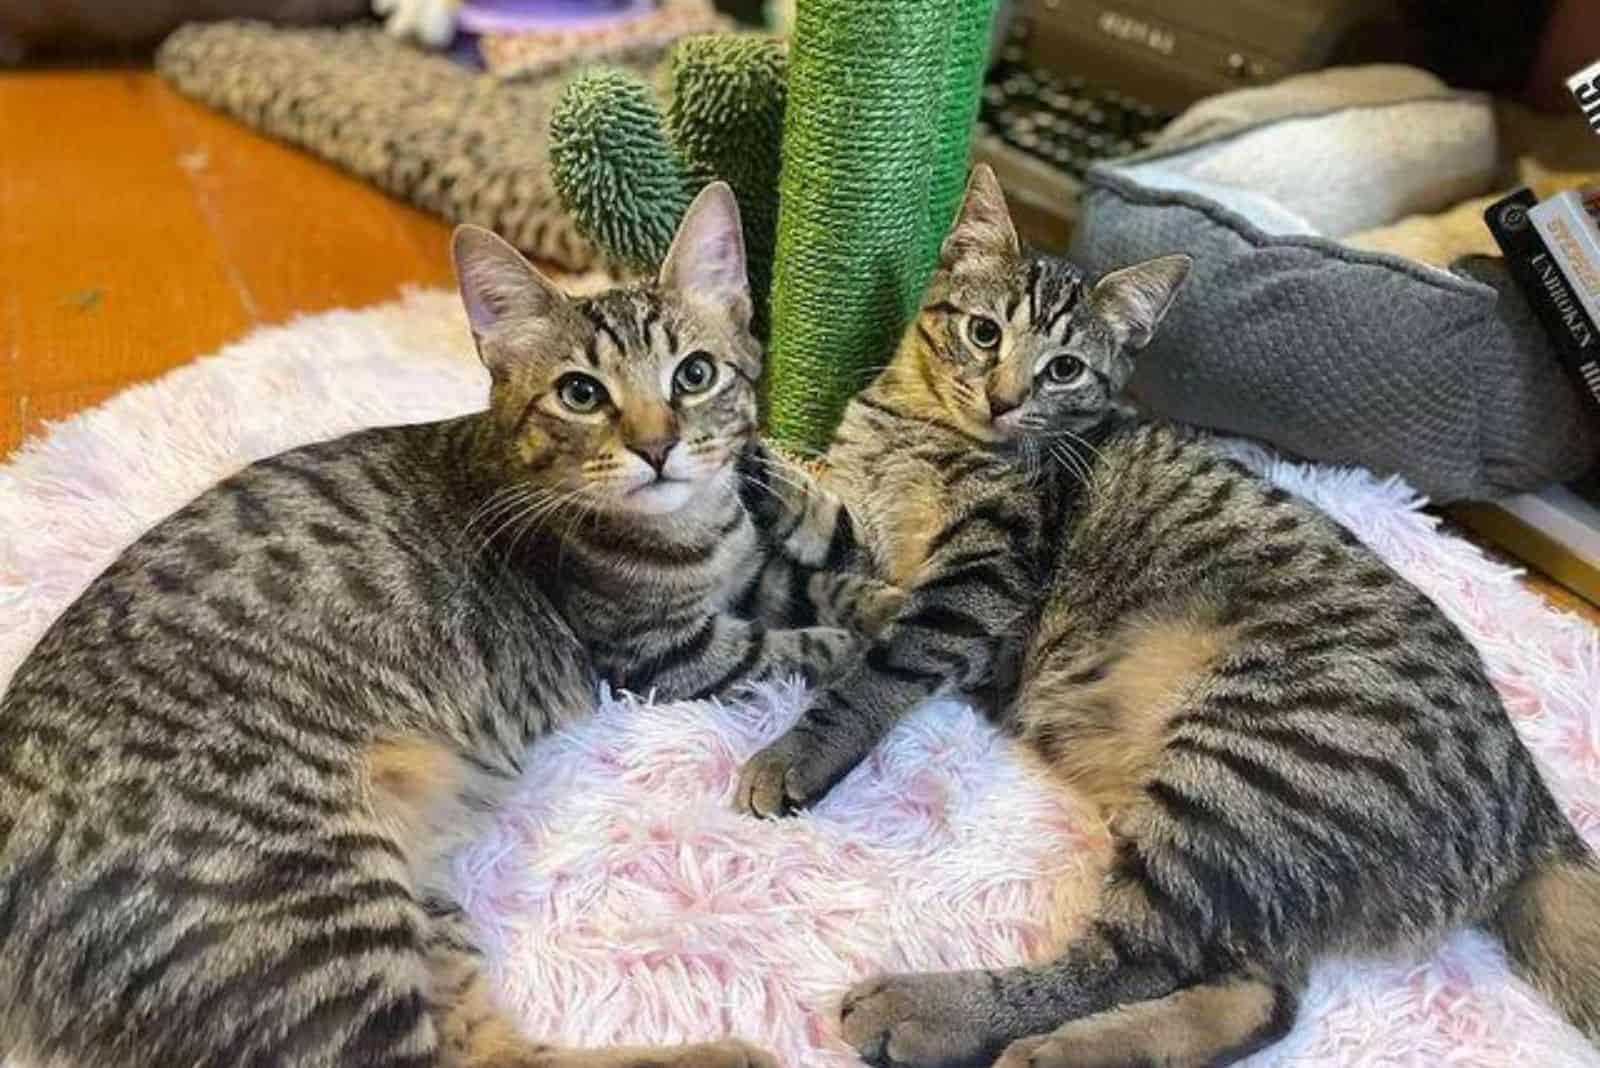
[{"xmin": 456, "ymin": 0, "xmax": 651, "ymax": 36}]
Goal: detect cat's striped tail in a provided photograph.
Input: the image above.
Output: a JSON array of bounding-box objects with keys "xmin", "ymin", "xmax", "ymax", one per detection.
[{"xmin": 1493, "ymin": 842, "xmax": 1600, "ymax": 1043}]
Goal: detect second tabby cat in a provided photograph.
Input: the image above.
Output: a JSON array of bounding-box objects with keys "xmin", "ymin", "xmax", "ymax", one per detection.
[{"xmin": 737, "ymin": 165, "xmax": 1600, "ymax": 1067}]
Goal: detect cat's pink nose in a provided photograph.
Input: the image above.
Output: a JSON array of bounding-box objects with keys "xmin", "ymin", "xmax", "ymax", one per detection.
[{"xmin": 629, "ymin": 440, "xmax": 676, "ymax": 473}]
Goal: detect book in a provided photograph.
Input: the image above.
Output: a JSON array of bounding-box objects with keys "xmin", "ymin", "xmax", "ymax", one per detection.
[
  {"xmin": 1473, "ymin": 189, "xmax": 1600, "ymax": 605},
  {"xmin": 1531, "ymin": 191, "xmax": 1600, "ymax": 330},
  {"xmin": 1483, "ymin": 189, "xmax": 1600, "ymax": 423},
  {"xmin": 1468, "ymin": 56, "xmax": 1600, "ymax": 601},
  {"xmin": 1579, "ymin": 183, "xmax": 1600, "ymax": 224},
  {"xmin": 1453, "ymin": 486, "xmax": 1600, "ymax": 608},
  {"xmin": 1567, "ymin": 57, "xmax": 1600, "ymax": 137}
]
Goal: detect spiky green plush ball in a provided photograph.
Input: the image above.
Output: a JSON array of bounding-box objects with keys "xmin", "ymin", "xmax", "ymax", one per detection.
[
  {"xmin": 667, "ymin": 35, "xmax": 786, "ymax": 333},
  {"xmin": 550, "ymin": 35, "xmax": 784, "ymax": 303},
  {"xmin": 549, "ymin": 66, "xmax": 693, "ymax": 270}
]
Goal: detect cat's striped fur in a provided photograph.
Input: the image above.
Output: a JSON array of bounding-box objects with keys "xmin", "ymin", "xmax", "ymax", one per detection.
[
  {"xmin": 0, "ymin": 185, "xmax": 875, "ymax": 1068},
  {"xmin": 738, "ymin": 166, "xmax": 1600, "ymax": 1067}
]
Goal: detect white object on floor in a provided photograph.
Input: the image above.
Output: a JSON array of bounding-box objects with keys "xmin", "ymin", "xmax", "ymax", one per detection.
[
  {"xmin": 2, "ymin": 290, "xmax": 1599, "ymax": 1067},
  {"xmin": 1497, "ymin": 485, "xmax": 1600, "ymax": 571},
  {"xmin": 374, "ymin": 0, "xmax": 460, "ymax": 48}
]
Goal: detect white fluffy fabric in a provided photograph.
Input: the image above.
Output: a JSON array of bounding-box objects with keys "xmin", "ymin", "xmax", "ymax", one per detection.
[{"xmin": 3, "ymin": 291, "xmax": 1599, "ymax": 1067}]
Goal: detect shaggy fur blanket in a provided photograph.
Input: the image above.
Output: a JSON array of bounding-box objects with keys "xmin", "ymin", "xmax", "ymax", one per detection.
[{"xmin": 2, "ymin": 291, "xmax": 1598, "ymax": 1067}]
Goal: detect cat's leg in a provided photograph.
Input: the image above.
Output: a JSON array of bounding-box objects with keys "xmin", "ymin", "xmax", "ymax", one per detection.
[
  {"xmin": 806, "ymin": 571, "xmax": 905, "ymax": 635},
  {"xmin": 990, "ymin": 969, "xmax": 1302, "ymax": 1068},
  {"xmin": 738, "ymin": 441, "xmax": 861, "ymax": 570},
  {"xmin": 838, "ymin": 875, "xmax": 1199, "ymax": 1068},
  {"xmin": 735, "ymin": 441, "xmax": 902, "ymax": 637},
  {"xmin": 736, "ymin": 496, "xmax": 1032, "ymax": 817},
  {"xmin": 0, "ymin": 764, "xmax": 461, "ymax": 1068},
  {"xmin": 738, "ymin": 552, "xmax": 903, "ymax": 636},
  {"xmin": 612, "ymin": 612, "xmax": 862, "ymax": 702},
  {"xmin": 426, "ymin": 901, "xmax": 774, "ymax": 1068}
]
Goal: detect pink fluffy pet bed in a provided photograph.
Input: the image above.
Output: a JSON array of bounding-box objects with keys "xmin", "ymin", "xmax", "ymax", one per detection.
[{"xmin": 3, "ymin": 291, "xmax": 1599, "ymax": 1067}]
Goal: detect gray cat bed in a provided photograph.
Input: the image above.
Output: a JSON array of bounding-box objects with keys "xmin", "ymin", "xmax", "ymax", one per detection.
[{"xmin": 1071, "ymin": 66, "xmax": 1599, "ymax": 503}]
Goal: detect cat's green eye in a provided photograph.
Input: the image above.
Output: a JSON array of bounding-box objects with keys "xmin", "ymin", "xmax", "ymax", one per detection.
[
  {"xmin": 673, "ymin": 353, "xmax": 718, "ymax": 397},
  {"xmin": 556, "ymin": 373, "xmax": 608, "ymax": 413},
  {"xmin": 1044, "ymin": 355, "xmax": 1088, "ymax": 386},
  {"xmin": 965, "ymin": 315, "xmax": 1002, "ymax": 350}
]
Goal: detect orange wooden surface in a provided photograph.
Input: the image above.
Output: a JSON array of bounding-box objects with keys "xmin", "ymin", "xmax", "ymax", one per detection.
[{"xmin": 0, "ymin": 68, "xmax": 454, "ymax": 456}]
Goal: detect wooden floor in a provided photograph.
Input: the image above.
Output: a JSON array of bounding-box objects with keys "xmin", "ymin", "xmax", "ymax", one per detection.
[
  {"xmin": 1, "ymin": 66, "xmax": 1596, "ymax": 625},
  {"xmin": 0, "ymin": 68, "xmax": 455, "ymax": 456}
]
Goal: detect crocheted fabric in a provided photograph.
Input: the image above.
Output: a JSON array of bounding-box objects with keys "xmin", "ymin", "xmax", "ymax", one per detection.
[{"xmin": 158, "ymin": 20, "xmax": 641, "ymax": 270}]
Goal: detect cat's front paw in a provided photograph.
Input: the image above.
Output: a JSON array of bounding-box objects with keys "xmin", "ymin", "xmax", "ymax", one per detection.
[
  {"xmin": 734, "ymin": 726, "xmax": 857, "ymax": 818},
  {"xmin": 735, "ymin": 733, "xmax": 816, "ymax": 818},
  {"xmin": 840, "ymin": 973, "xmax": 999, "ymax": 1068},
  {"xmin": 806, "ymin": 573, "xmax": 906, "ymax": 637},
  {"xmin": 795, "ymin": 626, "xmax": 862, "ymax": 686},
  {"xmin": 989, "ymin": 1033, "xmax": 1078, "ymax": 1068}
]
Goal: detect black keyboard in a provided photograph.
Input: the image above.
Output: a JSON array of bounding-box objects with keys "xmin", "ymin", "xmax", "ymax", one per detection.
[{"xmin": 979, "ymin": 16, "xmax": 1172, "ymax": 182}]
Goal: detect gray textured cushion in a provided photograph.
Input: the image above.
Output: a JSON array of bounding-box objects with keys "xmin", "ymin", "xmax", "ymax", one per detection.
[{"xmin": 1070, "ymin": 69, "xmax": 1599, "ymax": 502}]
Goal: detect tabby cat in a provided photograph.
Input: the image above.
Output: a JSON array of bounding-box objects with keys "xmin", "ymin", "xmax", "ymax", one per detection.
[
  {"xmin": 0, "ymin": 184, "xmax": 875, "ymax": 1068},
  {"xmin": 736, "ymin": 166, "xmax": 1600, "ymax": 1067}
]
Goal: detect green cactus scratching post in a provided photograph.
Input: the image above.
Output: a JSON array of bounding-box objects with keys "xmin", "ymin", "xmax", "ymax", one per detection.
[{"xmin": 766, "ymin": 0, "xmax": 996, "ymax": 451}]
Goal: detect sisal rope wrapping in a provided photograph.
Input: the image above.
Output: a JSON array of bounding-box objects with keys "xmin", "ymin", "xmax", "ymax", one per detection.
[{"xmin": 765, "ymin": 0, "xmax": 996, "ymax": 451}]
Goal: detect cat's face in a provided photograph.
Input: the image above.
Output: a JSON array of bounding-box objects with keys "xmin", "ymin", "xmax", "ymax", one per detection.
[
  {"xmin": 890, "ymin": 165, "xmax": 1189, "ymax": 447},
  {"xmin": 452, "ymin": 184, "xmax": 761, "ymax": 517}
]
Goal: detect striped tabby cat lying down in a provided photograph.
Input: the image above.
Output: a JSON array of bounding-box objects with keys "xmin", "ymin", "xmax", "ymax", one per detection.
[
  {"xmin": 0, "ymin": 184, "xmax": 880, "ymax": 1068},
  {"xmin": 737, "ymin": 165, "xmax": 1600, "ymax": 1067}
]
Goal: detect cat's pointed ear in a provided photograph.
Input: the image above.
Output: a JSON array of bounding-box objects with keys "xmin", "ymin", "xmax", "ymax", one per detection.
[
  {"xmin": 658, "ymin": 182, "xmax": 751, "ymax": 324},
  {"xmin": 940, "ymin": 164, "xmax": 1020, "ymax": 267},
  {"xmin": 1086, "ymin": 254, "xmax": 1191, "ymax": 351},
  {"xmin": 451, "ymin": 225, "xmax": 564, "ymax": 341}
]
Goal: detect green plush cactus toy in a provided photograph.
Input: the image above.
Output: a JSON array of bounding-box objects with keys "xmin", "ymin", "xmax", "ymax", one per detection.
[
  {"xmin": 549, "ymin": 34, "xmax": 786, "ymax": 324},
  {"xmin": 549, "ymin": 0, "xmax": 997, "ymax": 451}
]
